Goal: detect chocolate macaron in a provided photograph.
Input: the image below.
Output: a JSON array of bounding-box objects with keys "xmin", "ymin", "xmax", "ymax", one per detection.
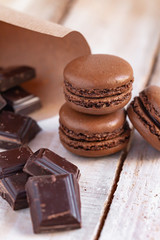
[
  {"xmin": 59, "ymin": 103, "xmax": 131, "ymax": 157},
  {"xmin": 127, "ymin": 85, "xmax": 160, "ymax": 151},
  {"xmin": 64, "ymin": 54, "xmax": 133, "ymax": 115}
]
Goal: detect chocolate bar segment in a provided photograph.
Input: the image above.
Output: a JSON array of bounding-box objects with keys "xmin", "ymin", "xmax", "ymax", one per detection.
[
  {"xmin": 26, "ymin": 174, "xmax": 81, "ymax": 233},
  {"xmin": 0, "ymin": 95, "xmax": 6, "ymax": 110},
  {"xmin": 2, "ymin": 86, "xmax": 41, "ymax": 115},
  {"xmin": 0, "ymin": 111, "xmax": 41, "ymax": 149},
  {"xmin": 0, "ymin": 171, "xmax": 29, "ymax": 210},
  {"xmin": 0, "ymin": 146, "xmax": 33, "ymax": 179},
  {"xmin": 0, "ymin": 66, "xmax": 35, "ymax": 92},
  {"xmin": 23, "ymin": 148, "xmax": 80, "ymax": 180}
]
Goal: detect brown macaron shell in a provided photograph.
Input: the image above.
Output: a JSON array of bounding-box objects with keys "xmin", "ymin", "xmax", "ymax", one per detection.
[
  {"xmin": 64, "ymin": 54, "xmax": 133, "ymax": 115},
  {"xmin": 59, "ymin": 103, "xmax": 131, "ymax": 157},
  {"xmin": 127, "ymin": 92, "xmax": 160, "ymax": 151}
]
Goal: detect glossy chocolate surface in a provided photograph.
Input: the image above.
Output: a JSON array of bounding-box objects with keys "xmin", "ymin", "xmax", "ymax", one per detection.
[
  {"xmin": 23, "ymin": 148, "xmax": 80, "ymax": 180},
  {"xmin": 2, "ymin": 86, "xmax": 41, "ymax": 115},
  {"xmin": 0, "ymin": 111, "xmax": 41, "ymax": 149},
  {"xmin": 59, "ymin": 103, "xmax": 126, "ymax": 134},
  {"xmin": 0, "ymin": 171, "xmax": 29, "ymax": 210},
  {"xmin": 26, "ymin": 174, "xmax": 81, "ymax": 233},
  {"xmin": 64, "ymin": 54, "xmax": 133, "ymax": 89},
  {"xmin": 0, "ymin": 66, "xmax": 35, "ymax": 92},
  {"xmin": 0, "ymin": 146, "xmax": 33, "ymax": 178}
]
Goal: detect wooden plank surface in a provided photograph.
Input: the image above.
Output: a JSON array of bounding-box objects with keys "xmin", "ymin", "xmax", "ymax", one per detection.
[
  {"xmin": 100, "ymin": 131, "xmax": 160, "ymax": 240},
  {"xmin": 100, "ymin": 29, "xmax": 160, "ymax": 240},
  {"xmin": 149, "ymin": 49, "xmax": 160, "ymax": 86},
  {"xmin": 0, "ymin": 0, "xmax": 160, "ymax": 240}
]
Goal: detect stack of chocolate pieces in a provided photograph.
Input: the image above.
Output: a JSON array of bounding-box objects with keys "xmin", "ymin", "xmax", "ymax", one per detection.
[
  {"xmin": 0, "ymin": 66, "xmax": 41, "ymax": 115},
  {"xmin": 0, "ymin": 66, "xmax": 41, "ymax": 150},
  {"xmin": 0, "ymin": 147, "xmax": 81, "ymax": 233},
  {"xmin": 59, "ymin": 54, "xmax": 134, "ymax": 157}
]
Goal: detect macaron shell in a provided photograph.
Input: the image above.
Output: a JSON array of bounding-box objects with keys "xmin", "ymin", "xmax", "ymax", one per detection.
[
  {"xmin": 139, "ymin": 85, "xmax": 160, "ymax": 124},
  {"xmin": 127, "ymin": 98, "xmax": 160, "ymax": 151},
  {"xmin": 59, "ymin": 103, "xmax": 126, "ymax": 134},
  {"xmin": 64, "ymin": 54, "xmax": 133, "ymax": 89},
  {"xmin": 64, "ymin": 85, "xmax": 132, "ymax": 115},
  {"xmin": 59, "ymin": 128, "xmax": 130, "ymax": 157}
]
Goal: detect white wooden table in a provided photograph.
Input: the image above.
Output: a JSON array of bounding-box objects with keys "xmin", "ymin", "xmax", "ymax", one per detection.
[{"xmin": 0, "ymin": 0, "xmax": 160, "ymax": 239}]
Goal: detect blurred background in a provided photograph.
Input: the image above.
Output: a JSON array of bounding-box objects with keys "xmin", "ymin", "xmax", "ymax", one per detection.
[
  {"xmin": 0, "ymin": 0, "xmax": 159, "ymax": 52},
  {"xmin": 0, "ymin": 0, "xmax": 160, "ymax": 94}
]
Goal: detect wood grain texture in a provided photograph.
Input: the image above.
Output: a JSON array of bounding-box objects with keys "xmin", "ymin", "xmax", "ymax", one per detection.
[
  {"xmin": 100, "ymin": 130, "xmax": 160, "ymax": 240},
  {"xmin": 148, "ymin": 48, "xmax": 160, "ymax": 86},
  {"xmin": 100, "ymin": 41, "xmax": 160, "ymax": 240}
]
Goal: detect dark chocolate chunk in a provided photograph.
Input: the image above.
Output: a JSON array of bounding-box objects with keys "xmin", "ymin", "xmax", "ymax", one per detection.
[
  {"xmin": 2, "ymin": 86, "xmax": 41, "ymax": 115},
  {"xmin": 23, "ymin": 148, "xmax": 80, "ymax": 180},
  {"xmin": 0, "ymin": 111, "xmax": 41, "ymax": 149},
  {"xmin": 0, "ymin": 66, "xmax": 35, "ymax": 92},
  {"xmin": 0, "ymin": 171, "xmax": 29, "ymax": 210},
  {"xmin": 26, "ymin": 174, "xmax": 81, "ymax": 233},
  {"xmin": 0, "ymin": 95, "xmax": 6, "ymax": 110},
  {"xmin": 0, "ymin": 146, "xmax": 33, "ymax": 179}
]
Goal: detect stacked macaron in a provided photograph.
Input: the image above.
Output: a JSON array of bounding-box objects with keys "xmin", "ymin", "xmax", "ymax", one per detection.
[{"xmin": 59, "ymin": 54, "xmax": 134, "ymax": 157}]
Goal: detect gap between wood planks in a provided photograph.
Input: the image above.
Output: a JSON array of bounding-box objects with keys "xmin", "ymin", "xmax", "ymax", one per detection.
[{"xmin": 94, "ymin": 39, "xmax": 160, "ymax": 240}]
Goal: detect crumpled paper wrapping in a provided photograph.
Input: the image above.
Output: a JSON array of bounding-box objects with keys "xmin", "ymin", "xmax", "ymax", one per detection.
[{"xmin": 0, "ymin": 4, "xmax": 90, "ymax": 120}]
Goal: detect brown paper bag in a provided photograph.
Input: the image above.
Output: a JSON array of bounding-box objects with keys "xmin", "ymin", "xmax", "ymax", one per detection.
[{"xmin": 0, "ymin": 5, "xmax": 91, "ymax": 120}]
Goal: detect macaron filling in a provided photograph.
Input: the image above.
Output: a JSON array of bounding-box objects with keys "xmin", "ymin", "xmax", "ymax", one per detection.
[
  {"xmin": 64, "ymin": 80, "xmax": 133, "ymax": 98},
  {"xmin": 64, "ymin": 86, "xmax": 132, "ymax": 109},
  {"xmin": 59, "ymin": 122, "xmax": 130, "ymax": 151},
  {"xmin": 140, "ymin": 91, "xmax": 160, "ymax": 124},
  {"xmin": 130, "ymin": 97, "xmax": 160, "ymax": 138},
  {"xmin": 60, "ymin": 121, "xmax": 129, "ymax": 142}
]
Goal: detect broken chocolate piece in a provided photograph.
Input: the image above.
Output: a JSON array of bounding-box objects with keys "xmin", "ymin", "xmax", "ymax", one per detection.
[
  {"xmin": 23, "ymin": 148, "xmax": 80, "ymax": 180},
  {"xmin": 26, "ymin": 174, "xmax": 81, "ymax": 233},
  {"xmin": 0, "ymin": 95, "xmax": 6, "ymax": 110},
  {"xmin": 0, "ymin": 171, "xmax": 29, "ymax": 210},
  {"xmin": 0, "ymin": 146, "xmax": 33, "ymax": 179},
  {"xmin": 0, "ymin": 66, "xmax": 35, "ymax": 92},
  {"xmin": 0, "ymin": 111, "xmax": 41, "ymax": 149},
  {"xmin": 2, "ymin": 86, "xmax": 41, "ymax": 115}
]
